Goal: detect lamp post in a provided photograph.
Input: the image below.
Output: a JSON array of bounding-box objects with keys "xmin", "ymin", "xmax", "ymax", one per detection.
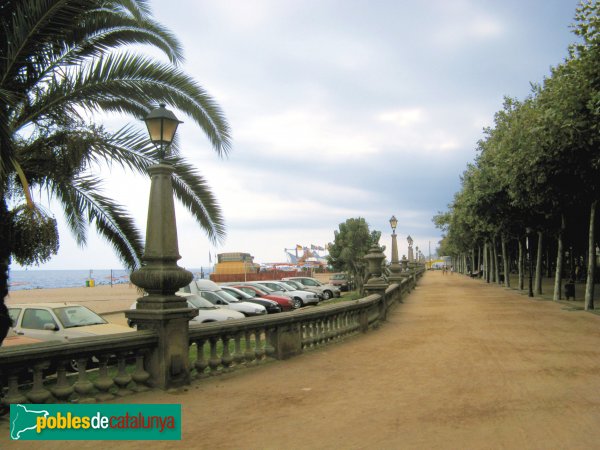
[
  {"xmin": 407, "ymin": 235, "xmax": 414, "ymax": 262},
  {"xmin": 389, "ymin": 215, "xmax": 401, "ymax": 274},
  {"xmin": 126, "ymin": 104, "xmax": 197, "ymax": 389},
  {"xmin": 526, "ymin": 227, "xmax": 533, "ymax": 297}
]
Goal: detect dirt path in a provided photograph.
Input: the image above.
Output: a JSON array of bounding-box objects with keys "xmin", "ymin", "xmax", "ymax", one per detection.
[{"xmin": 3, "ymin": 271, "xmax": 600, "ymax": 449}]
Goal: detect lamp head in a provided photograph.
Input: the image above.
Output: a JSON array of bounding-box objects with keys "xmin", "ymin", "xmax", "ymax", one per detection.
[
  {"xmin": 389, "ymin": 215, "xmax": 398, "ymax": 233},
  {"xmin": 144, "ymin": 104, "xmax": 183, "ymax": 158}
]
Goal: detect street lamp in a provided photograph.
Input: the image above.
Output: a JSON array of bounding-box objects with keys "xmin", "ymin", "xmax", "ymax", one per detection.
[
  {"xmin": 389, "ymin": 215, "xmax": 398, "ymax": 233},
  {"xmin": 143, "ymin": 103, "xmax": 183, "ymax": 160},
  {"xmin": 127, "ymin": 103, "xmax": 196, "ymax": 388},
  {"xmin": 526, "ymin": 227, "xmax": 533, "ymax": 297},
  {"xmin": 389, "ymin": 215, "xmax": 401, "ymax": 274}
]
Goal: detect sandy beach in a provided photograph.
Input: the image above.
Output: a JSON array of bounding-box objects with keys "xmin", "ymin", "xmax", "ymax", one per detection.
[{"xmin": 6, "ymin": 284, "xmax": 140, "ymax": 321}]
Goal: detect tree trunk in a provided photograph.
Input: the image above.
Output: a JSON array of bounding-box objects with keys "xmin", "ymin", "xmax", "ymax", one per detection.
[
  {"xmin": 501, "ymin": 235, "xmax": 510, "ymax": 287},
  {"xmin": 535, "ymin": 231, "xmax": 543, "ymax": 295},
  {"xmin": 0, "ymin": 194, "xmax": 12, "ymax": 346},
  {"xmin": 585, "ymin": 200, "xmax": 597, "ymax": 310},
  {"xmin": 518, "ymin": 239, "xmax": 524, "ymax": 290},
  {"xmin": 553, "ymin": 214, "xmax": 565, "ymax": 301},
  {"xmin": 492, "ymin": 238, "xmax": 499, "ymax": 284},
  {"xmin": 483, "ymin": 242, "xmax": 489, "ymax": 283}
]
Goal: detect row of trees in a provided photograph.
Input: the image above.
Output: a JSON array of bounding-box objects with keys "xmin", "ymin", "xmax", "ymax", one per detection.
[
  {"xmin": 433, "ymin": 1, "xmax": 600, "ymax": 310},
  {"xmin": 0, "ymin": 0, "xmax": 231, "ymax": 344}
]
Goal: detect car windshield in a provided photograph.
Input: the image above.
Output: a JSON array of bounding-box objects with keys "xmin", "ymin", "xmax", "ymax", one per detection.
[
  {"xmin": 215, "ymin": 290, "xmax": 240, "ymax": 303},
  {"xmin": 285, "ymin": 280, "xmax": 304, "ymax": 289},
  {"xmin": 331, "ymin": 274, "xmax": 345, "ymax": 280},
  {"xmin": 276, "ymin": 283, "xmax": 294, "ymax": 292},
  {"xmin": 201, "ymin": 291, "xmax": 229, "ymax": 305},
  {"xmin": 225, "ymin": 288, "xmax": 252, "ymax": 299},
  {"xmin": 186, "ymin": 295, "xmax": 218, "ymax": 310},
  {"xmin": 253, "ymin": 284, "xmax": 274, "ymax": 293},
  {"xmin": 236, "ymin": 287, "xmax": 257, "ymax": 297},
  {"xmin": 301, "ymin": 278, "xmax": 322, "ymax": 287},
  {"xmin": 54, "ymin": 306, "xmax": 106, "ymax": 328}
]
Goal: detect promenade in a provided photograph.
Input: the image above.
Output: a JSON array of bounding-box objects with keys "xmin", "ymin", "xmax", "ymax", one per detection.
[{"xmin": 3, "ymin": 270, "xmax": 600, "ymax": 449}]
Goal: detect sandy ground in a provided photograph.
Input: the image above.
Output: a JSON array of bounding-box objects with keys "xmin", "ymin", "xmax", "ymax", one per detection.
[{"xmin": 3, "ymin": 271, "xmax": 600, "ymax": 449}]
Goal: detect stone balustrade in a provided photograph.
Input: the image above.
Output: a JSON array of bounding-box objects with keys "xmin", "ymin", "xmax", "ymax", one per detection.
[
  {"xmin": 0, "ymin": 330, "xmax": 157, "ymax": 405},
  {"xmin": 0, "ymin": 267, "xmax": 424, "ymax": 405}
]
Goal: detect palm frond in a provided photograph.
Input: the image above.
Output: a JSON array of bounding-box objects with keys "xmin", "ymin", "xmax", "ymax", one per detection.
[
  {"xmin": 169, "ymin": 156, "xmax": 226, "ymax": 245},
  {"xmin": 14, "ymin": 52, "xmax": 231, "ymax": 155}
]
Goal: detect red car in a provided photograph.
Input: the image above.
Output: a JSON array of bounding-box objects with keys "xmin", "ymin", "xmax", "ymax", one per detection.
[{"xmin": 231, "ymin": 285, "xmax": 295, "ymax": 311}]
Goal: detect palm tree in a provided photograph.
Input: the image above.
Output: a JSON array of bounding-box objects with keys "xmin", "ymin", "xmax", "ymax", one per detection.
[{"xmin": 0, "ymin": 0, "xmax": 231, "ymax": 344}]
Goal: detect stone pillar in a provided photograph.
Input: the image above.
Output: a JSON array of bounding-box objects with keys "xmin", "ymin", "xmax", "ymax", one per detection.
[
  {"xmin": 126, "ymin": 163, "xmax": 198, "ymax": 389},
  {"xmin": 363, "ymin": 244, "xmax": 390, "ymax": 321},
  {"xmin": 390, "ymin": 232, "xmax": 402, "ymax": 275}
]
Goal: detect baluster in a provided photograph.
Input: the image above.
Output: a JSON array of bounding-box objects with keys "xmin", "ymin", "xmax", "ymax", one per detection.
[
  {"xmin": 233, "ymin": 333, "xmax": 245, "ymax": 368},
  {"xmin": 113, "ymin": 352, "xmax": 132, "ymax": 396},
  {"xmin": 308, "ymin": 322, "xmax": 316, "ymax": 347},
  {"xmin": 318, "ymin": 319, "xmax": 325, "ymax": 345},
  {"xmin": 325, "ymin": 317, "xmax": 332, "ymax": 342},
  {"xmin": 51, "ymin": 361, "xmax": 74, "ymax": 402},
  {"xmin": 208, "ymin": 337, "xmax": 221, "ymax": 375},
  {"xmin": 73, "ymin": 358, "xmax": 95, "ymax": 403},
  {"xmin": 131, "ymin": 350, "xmax": 150, "ymax": 392},
  {"xmin": 194, "ymin": 339, "xmax": 208, "ymax": 378},
  {"xmin": 264, "ymin": 327, "xmax": 275, "ymax": 358},
  {"xmin": 4, "ymin": 370, "xmax": 27, "ymax": 405},
  {"xmin": 25, "ymin": 362, "xmax": 52, "ymax": 404},
  {"xmin": 94, "ymin": 355, "xmax": 115, "ymax": 401},
  {"xmin": 244, "ymin": 331, "xmax": 255, "ymax": 365},
  {"xmin": 254, "ymin": 329, "xmax": 265, "ymax": 362},
  {"xmin": 221, "ymin": 336, "xmax": 233, "ymax": 372}
]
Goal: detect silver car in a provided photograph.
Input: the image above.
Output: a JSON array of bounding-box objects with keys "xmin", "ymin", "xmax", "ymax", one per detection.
[
  {"xmin": 282, "ymin": 277, "xmax": 341, "ymax": 300},
  {"xmin": 251, "ymin": 281, "xmax": 320, "ymax": 308},
  {"xmin": 8, "ymin": 303, "xmax": 134, "ymax": 342}
]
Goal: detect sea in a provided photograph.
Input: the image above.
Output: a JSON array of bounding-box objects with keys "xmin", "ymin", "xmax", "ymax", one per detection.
[{"xmin": 8, "ymin": 268, "xmax": 212, "ymax": 291}]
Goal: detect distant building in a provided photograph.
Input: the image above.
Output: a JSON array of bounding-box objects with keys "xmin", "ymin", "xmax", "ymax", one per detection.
[{"xmin": 214, "ymin": 252, "xmax": 260, "ymax": 275}]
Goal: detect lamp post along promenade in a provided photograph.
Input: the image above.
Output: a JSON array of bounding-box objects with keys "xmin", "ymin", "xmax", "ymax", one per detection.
[{"xmin": 126, "ymin": 104, "xmax": 198, "ymax": 389}]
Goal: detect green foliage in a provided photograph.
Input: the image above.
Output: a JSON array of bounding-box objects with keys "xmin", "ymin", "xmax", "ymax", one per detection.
[
  {"xmin": 0, "ymin": 0, "xmax": 230, "ymax": 271},
  {"xmin": 327, "ymin": 218, "xmax": 381, "ymax": 294},
  {"xmin": 10, "ymin": 205, "xmax": 59, "ymax": 266},
  {"xmin": 434, "ymin": 0, "xmax": 600, "ymax": 259}
]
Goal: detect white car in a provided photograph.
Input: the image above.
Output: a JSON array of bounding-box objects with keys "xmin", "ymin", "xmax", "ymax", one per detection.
[
  {"xmin": 251, "ymin": 281, "xmax": 320, "ymax": 308},
  {"xmin": 282, "ymin": 277, "xmax": 341, "ymax": 300},
  {"xmin": 181, "ymin": 280, "xmax": 267, "ymax": 317},
  {"xmin": 8, "ymin": 303, "xmax": 134, "ymax": 342},
  {"xmin": 129, "ymin": 293, "xmax": 244, "ymax": 327}
]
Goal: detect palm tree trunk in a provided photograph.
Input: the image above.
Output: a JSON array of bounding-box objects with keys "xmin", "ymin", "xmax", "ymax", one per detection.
[
  {"xmin": 0, "ymin": 194, "xmax": 12, "ymax": 346},
  {"xmin": 553, "ymin": 214, "xmax": 565, "ymax": 301},
  {"xmin": 585, "ymin": 200, "xmax": 597, "ymax": 310},
  {"xmin": 518, "ymin": 239, "xmax": 524, "ymax": 290},
  {"xmin": 501, "ymin": 235, "xmax": 510, "ymax": 288},
  {"xmin": 535, "ymin": 231, "xmax": 543, "ymax": 295}
]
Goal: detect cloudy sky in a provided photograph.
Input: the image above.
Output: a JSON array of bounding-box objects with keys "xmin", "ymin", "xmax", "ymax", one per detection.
[{"xmin": 17, "ymin": 0, "xmax": 582, "ymax": 271}]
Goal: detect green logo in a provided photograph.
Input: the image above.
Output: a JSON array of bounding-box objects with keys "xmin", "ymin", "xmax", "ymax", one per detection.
[{"xmin": 10, "ymin": 404, "xmax": 181, "ymax": 440}]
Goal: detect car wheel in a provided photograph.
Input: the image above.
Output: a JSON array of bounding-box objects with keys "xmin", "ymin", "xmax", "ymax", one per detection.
[
  {"xmin": 293, "ymin": 298, "xmax": 303, "ymax": 309},
  {"xmin": 322, "ymin": 290, "xmax": 333, "ymax": 300},
  {"xmin": 68, "ymin": 358, "xmax": 92, "ymax": 373}
]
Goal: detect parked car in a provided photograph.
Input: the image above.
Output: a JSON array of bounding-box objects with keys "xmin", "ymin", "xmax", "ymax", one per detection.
[
  {"xmin": 129, "ymin": 293, "xmax": 245, "ymax": 327},
  {"xmin": 282, "ymin": 277, "xmax": 341, "ymax": 300},
  {"xmin": 181, "ymin": 280, "xmax": 267, "ymax": 317},
  {"xmin": 220, "ymin": 286, "xmax": 281, "ymax": 314},
  {"xmin": 1, "ymin": 328, "xmax": 42, "ymax": 347},
  {"xmin": 280, "ymin": 279, "xmax": 325, "ymax": 299},
  {"xmin": 329, "ymin": 273, "xmax": 352, "ymax": 292},
  {"xmin": 8, "ymin": 303, "xmax": 134, "ymax": 342},
  {"xmin": 228, "ymin": 285, "xmax": 294, "ymax": 311},
  {"xmin": 251, "ymin": 281, "xmax": 320, "ymax": 308}
]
